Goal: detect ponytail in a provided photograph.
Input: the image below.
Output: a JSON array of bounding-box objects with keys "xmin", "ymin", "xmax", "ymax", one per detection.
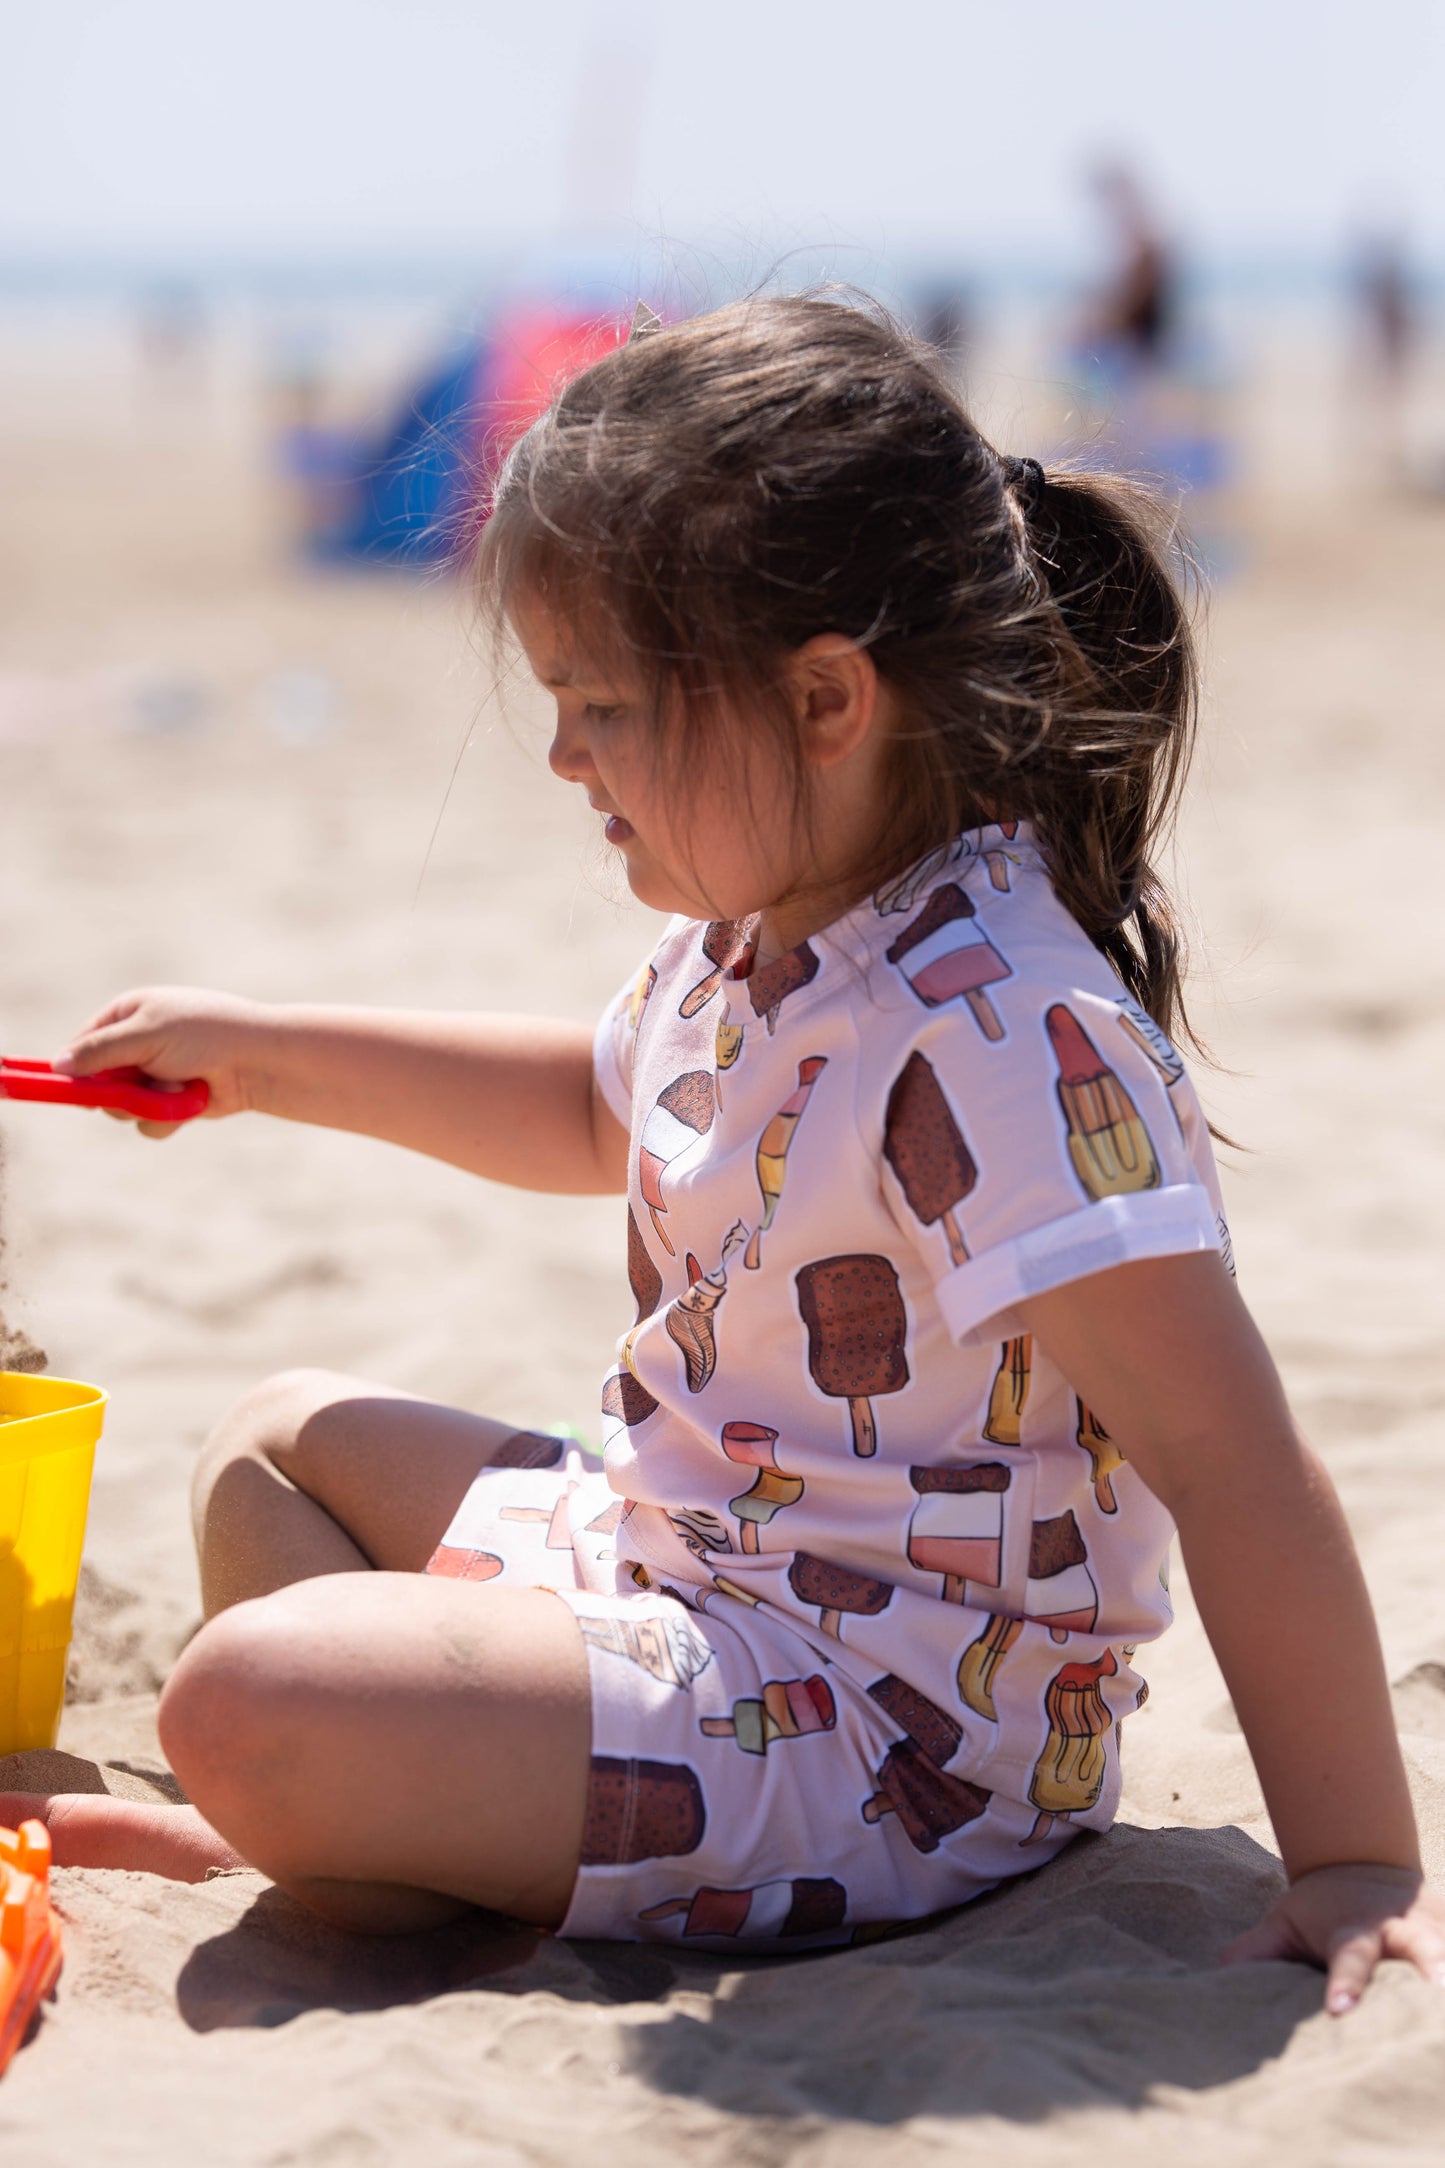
[{"xmin": 1013, "ymin": 467, "xmax": 1200, "ymax": 1053}]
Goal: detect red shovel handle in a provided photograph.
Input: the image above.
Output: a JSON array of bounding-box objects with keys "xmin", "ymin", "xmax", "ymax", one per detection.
[{"xmin": 0, "ymin": 1059, "xmax": 211, "ymax": 1122}]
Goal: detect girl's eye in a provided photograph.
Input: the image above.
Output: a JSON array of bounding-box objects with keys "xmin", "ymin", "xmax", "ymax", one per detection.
[{"xmin": 583, "ymin": 702, "xmax": 624, "ymax": 724}]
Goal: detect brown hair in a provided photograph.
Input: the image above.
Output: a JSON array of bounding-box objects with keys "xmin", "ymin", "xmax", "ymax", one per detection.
[{"xmin": 476, "ymin": 294, "xmax": 1203, "ymax": 1049}]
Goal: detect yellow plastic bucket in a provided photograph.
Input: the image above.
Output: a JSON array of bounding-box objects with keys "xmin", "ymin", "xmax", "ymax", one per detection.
[{"xmin": 0, "ymin": 1372, "xmax": 106, "ymax": 1756}]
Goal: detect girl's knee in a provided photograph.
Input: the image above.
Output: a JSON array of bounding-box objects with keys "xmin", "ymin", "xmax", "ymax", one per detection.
[
  {"xmin": 191, "ymin": 1367, "xmax": 351, "ymax": 1520},
  {"xmin": 159, "ymin": 1588, "xmax": 313, "ymax": 1800}
]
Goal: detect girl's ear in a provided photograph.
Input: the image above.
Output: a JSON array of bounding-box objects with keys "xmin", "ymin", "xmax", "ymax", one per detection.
[{"xmin": 787, "ymin": 635, "xmax": 881, "ymax": 768}]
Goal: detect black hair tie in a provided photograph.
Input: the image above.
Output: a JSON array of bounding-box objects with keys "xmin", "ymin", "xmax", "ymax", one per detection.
[{"xmin": 1001, "ymin": 454, "xmax": 1047, "ymax": 519}]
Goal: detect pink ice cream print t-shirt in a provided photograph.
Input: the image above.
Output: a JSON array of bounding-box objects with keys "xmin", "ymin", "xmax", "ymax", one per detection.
[{"xmin": 591, "ymin": 822, "xmax": 1229, "ymax": 1832}]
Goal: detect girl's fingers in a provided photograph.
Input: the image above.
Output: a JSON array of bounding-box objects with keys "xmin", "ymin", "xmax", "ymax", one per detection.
[
  {"xmin": 1381, "ymin": 1913, "xmax": 1445, "ymax": 1990},
  {"xmin": 1325, "ymin": 1928, "xmax": 1385, "ymax": 2015},
  {"xmin": 136, "ymin": 1120, "xmax": 181, "ymax": 1140}
]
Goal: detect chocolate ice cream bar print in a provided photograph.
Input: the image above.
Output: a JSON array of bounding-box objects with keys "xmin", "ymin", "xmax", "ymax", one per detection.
[
  {"xmin": 883, "ymin": 1051, "xmax": 978, "ymax": 1267},
  {"xmin": 982, "ymin": 1337, "xmax": 1032, "ymax": 1446},
  {"xmin": 861, "ymin": 1743, "xmax": 991, "ymax": 1853},
  {"xmin": 665, "ymin": 1220, "xmax": 747, "ymax": 1393},
  {"xmin": 679, "ymin": 919, "xmax": 754, "ymax": 1019},
  {"xmin": 795, "ymin": 1253, "xmax": 910, "ymax": 1458},
  {"xmin": 639, "ymin": 1876, "xmax": 847, "ymax": 1940},
  {"xmin": 885, "ymin": 884, "xmax": 1012, "ymax": 1040},
  {"xmin": 788, "ymin": 1551, "xmax": 895, "ymax": 1639},
  {"xmin": 600, "ymin": 1366, "xmax": 659, "ymax": 1453},
  {"xmin": 868, "ymin": 1673, "xmax": 963, "ymax": 1768},
  {"xmin": 1023, "ymin": 1511, "xmax": 1098, "ymax": 1640},
  {"xmin": 721, "ymin": 1420, "xmax": 804, "ymax": 1550},
  {"xmin": 638, "ymin": 1069, "xmax": 716, "ymax": 1255},
  {"xmin": 487, "ymin": 1429, "xmax": 567, "ymax": 1471},
  {"xmin": 1045, "ymin": 1005, "xmax": 1161, "ymax": 1200},
  {"xmin": 577, "ymin": 1611, "xmax": 715, "ymax": 1690},
  {"xmin": 628, "ymin": 1206, "xmax": 663, "ymax": 1323},
  {"xmin": 745, "ymin": 1055, "xmax": 827, "ymax": 1270},
  {"xmin": 699, "ymin": 1674, "xmax": 836, "ymax": 1755},
  {"xmin": 1075, "ymin": 1400, "xmax": 1124, "ymax": 1514},
  {"xmin": 745, "ymin": 941, "xmax": 820, "ymax": 1034},
  {"xmin": 907, "ymin": 1463, "xmax": 1011, "ymax": 1602},
  {"xmin": 1023, "ymin": 1647, "xmax": 1118, "ymax": 1844},
  {"xmin": 581, "ymin": 1756, "xmax": 707, "ymax": 1865}
]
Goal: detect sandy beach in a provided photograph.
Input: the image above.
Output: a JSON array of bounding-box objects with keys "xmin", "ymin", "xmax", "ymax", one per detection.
[{"xmin": 1, "ymin": 310, "xmax": 1444, "ymax": 2164}]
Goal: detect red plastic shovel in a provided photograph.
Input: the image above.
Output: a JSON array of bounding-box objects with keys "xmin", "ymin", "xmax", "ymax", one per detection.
[{"xmin": 0, "ymin": 1059, "xmax": 209, "ymax": 1122}]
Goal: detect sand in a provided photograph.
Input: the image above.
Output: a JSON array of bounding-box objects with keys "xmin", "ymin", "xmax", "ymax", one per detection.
[{"xmin": 1, "ymin": 311, "xmax": 1444, "ymax": 2163}]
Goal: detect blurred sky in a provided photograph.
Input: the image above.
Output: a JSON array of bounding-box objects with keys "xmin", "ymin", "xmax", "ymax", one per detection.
[{"xmin": 2, "ymin": 0, "xmax": 1442, "ymax": 272}]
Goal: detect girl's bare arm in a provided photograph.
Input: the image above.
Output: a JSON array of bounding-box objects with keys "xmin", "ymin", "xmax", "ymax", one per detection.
[
  {"xmin": 58, "ymin": 988, "xmax": 629, "ymax": 1194},
  {"xmin": 1019, "ymin": 1249, "xmax": 1445, "ymax": 2013}
]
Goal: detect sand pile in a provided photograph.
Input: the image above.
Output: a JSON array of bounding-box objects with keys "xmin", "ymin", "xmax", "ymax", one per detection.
[{"xmin": 0, "ymin": 322, "xmax": 1442, "ymax": 2164}]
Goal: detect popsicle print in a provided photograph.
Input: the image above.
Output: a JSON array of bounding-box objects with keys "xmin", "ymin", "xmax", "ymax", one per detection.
[
  {"xmin": 499, "ymin": 1482, "xmax": 576, "ymax": 1550},
  {"xmin": 907, "ymin": 1463, "xmax": 1011, "ymax": 1602},
  {"xmin": 577, "ymin": 1610, "xmax": 715, "ymax": 1689},
  {"xmin": 1023, "ymin": 1647, "xmax": 1118, "ymax": 1845},
  {"xmin": 714, "ymin": 1001, "xmax": 744, "ymax": 1102},
  {"xmin": 679, "ymin": 919, "xmax": 754, "ymax": 1019},
  {"xmin": 638, "ymin": 1070, "xmax": 717, "ymax": 1255},
  {"xmin": 982, "ymin": 1337, "xmax": 1032, "ymax": 1447},
  {"xmin": 874, "ymin": 839, "xmax": 967, "ymax": 917},
  {"xmin": 1045, "ymin": 1005, "xmax": 1161, "ymax": 1200},
  {"xmin": 1023, "ymin": 1510, "xmax": 1098, "ymax": 1641},
  {"xmin": 600, "ymin": 1367, "xmax": 660, "ymax": 1453},
  {"xmin": 861, "ymin": 1742, "xmax": 991, "ymax": 1853},
  {"xmin": 628, "ymin": 1206, "xmax": 664, "ymax": 1324},
  {"xmin": 665, "ymin": 1219, "xmax": 747, "ymax": 1393},
  {"xmin": 581, "ymin": 1756, "xmax": 707, "ymax": 1864},
  {"xmin": 668, "ymin": 1505, "xmax": 733, "ymax": 1558},
  {"xmin": 956, "ymin": 1614, "xmax": 1024, "ymax": 1722},
  {"xmin": 426, "ymin": 1542, "xmax": 505, "ymax": 1582},
  {"xmin": 867, "ymin": 1673, "xmax": 963, "ymax": 1768},
  {"xmin": 745, "ymin": 941, "xmax": 821, "ymax": 1034},
  {"xmin": 885, "ymin": 884, "xmax": 1012, "ymax": 1040},
  {"xmin": 795, "ymin": 1254, "xmax": 910, "ymax": 1458},
  {"xmin": 744, "ymin": 1056, "xmax": 828, "ymax": 1269},
  {"xmin": 489, "ymin": 1429, "xmax": 566, "ymax": 1471},
  {"xmin": 982, "ymin": 848, "xmax": 1019, "ymax": 893},
  {"xmin": 1114, "ymin": 997, "xmax": 1185, "ymax": 1089},
  {"xmin": 721, "ymin": 1420, "xmax": 804, "ymax": 1552},
  {"xmin": 1075, "ymin": 1399, "xmax": 1124, "ymax": 1515},
  {"xmin": 1217, "ymin": 1213, "xmax": 1236, "ymax": 1278},
  {"xmin": 699, "ymin": 1674, "xmax": 836, "ymax": 1755},
  {"xmin": 640, "ymin": 1877, "xmax": 847, "ymax": 1940},
  {"xmin": 788, "ymin": 1551, "xmax": 895, "ymax": 1639},
  {"xmin": 628, "ymin": 960, "xmax": 658, "ymax": 1033},
  {"xmin": 695, "ymin": 1573, "xmax": 764, "ymax": 1612},
  {"xmin": 882, "ymin": 1051, "xmax": 978, "ymax": 1268}
]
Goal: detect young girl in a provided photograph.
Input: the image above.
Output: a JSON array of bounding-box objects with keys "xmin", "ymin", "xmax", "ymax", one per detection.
[{"xmin": 13, "ymin": 298, "xmax": 1443, "ymax": 2011}]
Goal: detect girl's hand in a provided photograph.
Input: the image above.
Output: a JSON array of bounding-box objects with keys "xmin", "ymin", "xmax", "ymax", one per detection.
[
  {"xmin": 1221, "ymin": 1864, "xmax": 1445, "ymax": 2014},
  {"xmin": 55, "ymin": 986, "xmax": 272, "ymax": 1137}
]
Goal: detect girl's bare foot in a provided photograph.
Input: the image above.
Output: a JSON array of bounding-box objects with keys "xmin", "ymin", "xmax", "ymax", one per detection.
[{"xmin": 0, "ymin": 1792, "xmax": 246, "ymax": 1883}]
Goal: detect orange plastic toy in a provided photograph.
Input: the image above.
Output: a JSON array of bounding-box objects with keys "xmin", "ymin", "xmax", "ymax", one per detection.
[{"xmin": 0, "ymin": 1820, "xmax": 62, "ymax": 2074}]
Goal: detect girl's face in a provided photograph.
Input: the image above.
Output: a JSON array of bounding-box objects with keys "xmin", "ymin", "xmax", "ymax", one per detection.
[{"xmin": 512, "ymin": 591, "xmax": 809, "ymax": 930}]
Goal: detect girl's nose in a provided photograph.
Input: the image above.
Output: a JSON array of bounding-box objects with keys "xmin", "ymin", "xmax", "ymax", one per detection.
[{"xmin": 547, "ymin": 711, "xmax": 593, "ymax": 785}]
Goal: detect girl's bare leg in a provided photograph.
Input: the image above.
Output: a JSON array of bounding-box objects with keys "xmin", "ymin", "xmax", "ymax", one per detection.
[
  {"xmin": 11, "ymin": 1373, "xmax": 590, "ymax": 1908},
  {"xmin": 154, "ymin": 1573, "xmax": 591, "ymax": 1931},
  {"xmin": 191, "ymin": 1367, "xmax": 539, "ymax": 1615}
]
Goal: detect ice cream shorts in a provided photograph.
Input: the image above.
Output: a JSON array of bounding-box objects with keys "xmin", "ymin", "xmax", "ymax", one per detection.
[{"xmin": 425, "ymin": 1450, "xmax": 1070, "ymax": 1949}]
